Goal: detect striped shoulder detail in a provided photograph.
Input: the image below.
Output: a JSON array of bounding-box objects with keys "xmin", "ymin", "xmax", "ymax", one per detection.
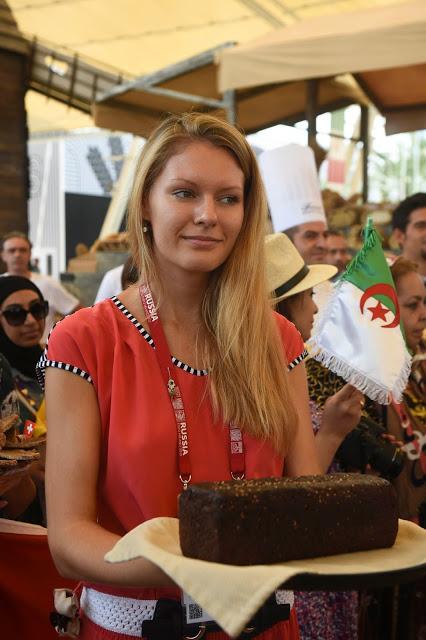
[
  {"xmin": 36, "ymin": 319, "xmax": 93, "ymax": 390},
  {"xmin": 111, "ymin": 296, "xmax": 154, "ymax": 346},
  {"xmin": 287, "ymin": 349, "xmax": 308, "ymax": 371},
  {"xmin": 38, "ymin": 359, "xmax": 92, "ymax": 388},
  {"xmin": 112, "ymin": 296, "xmax": 208, "ymax": 377}
]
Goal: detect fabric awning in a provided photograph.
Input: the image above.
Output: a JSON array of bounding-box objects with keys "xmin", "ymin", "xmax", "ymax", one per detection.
[
  {"xmin": 218, "ymin": 1, "xmax": 426, "ymax": 134},
  {"xmin": 93, "ymin": 45, "xmax": 367, "ymax": 138}
]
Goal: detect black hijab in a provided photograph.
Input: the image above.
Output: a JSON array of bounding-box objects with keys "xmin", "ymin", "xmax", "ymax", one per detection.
[{"xmin": 0, "ymin": 276, "xmax": 45, "ymax": 380}]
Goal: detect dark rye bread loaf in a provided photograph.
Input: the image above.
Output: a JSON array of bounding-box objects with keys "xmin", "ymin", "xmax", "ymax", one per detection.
[{"xmin": 179, "ymin": 474, "xmax": 398, "ymax": 565}]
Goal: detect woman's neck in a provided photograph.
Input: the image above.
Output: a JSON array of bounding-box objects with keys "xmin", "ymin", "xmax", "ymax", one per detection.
[
  {"xmin": 119, "ymin": 268, "xmax": 209, "ymax": 368},
  {"xmin": 151, "ymin": 271, "xmax": 209, "ymax": 369},
  {"xmin": 152, "ymin": 269, "xmax": 208, "ymax": 328}
]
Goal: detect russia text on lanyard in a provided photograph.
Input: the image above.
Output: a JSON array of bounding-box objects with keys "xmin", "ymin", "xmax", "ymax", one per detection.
[{"xmin": 139, "ymin": 283, "xmax": 245, "ymax": 489}]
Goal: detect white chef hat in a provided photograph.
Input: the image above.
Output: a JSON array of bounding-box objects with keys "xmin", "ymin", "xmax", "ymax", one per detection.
[{"xmin": 258, "ymin": 144, "xmax": 327, "ymax": 233}]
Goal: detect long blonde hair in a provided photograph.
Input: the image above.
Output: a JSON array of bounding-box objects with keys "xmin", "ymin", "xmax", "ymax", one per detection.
[{"xmin": 127, "ymin": 112, "xmax": 297, "ymax": 454}]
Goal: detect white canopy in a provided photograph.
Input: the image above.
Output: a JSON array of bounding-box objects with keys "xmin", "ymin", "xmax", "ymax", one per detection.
[
  {"xmin": 218, "ymin": 1, "xmax": 426, "ymax": 133},
  {"xmin": 219, "ymin": 1, "xmax": 426, "ymax": 91}
]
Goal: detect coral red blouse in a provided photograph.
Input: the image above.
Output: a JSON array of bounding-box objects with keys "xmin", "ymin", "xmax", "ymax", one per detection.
[
  {"xmin": 38, "ymin": 298, "xmax": 306, "ymax": 640},
  {"xmin": 39, "ymin": 296, "xmax": 306, "ymax": 537}
]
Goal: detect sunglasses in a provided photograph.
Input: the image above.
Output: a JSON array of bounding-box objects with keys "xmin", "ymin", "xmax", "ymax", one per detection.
[{"xmin": 0, "ymin": 300, "xmax": 49, "ymax": 326}]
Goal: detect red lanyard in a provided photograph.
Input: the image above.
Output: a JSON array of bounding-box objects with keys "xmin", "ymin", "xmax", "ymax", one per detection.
[{"xmin": 139, "ymin": 284, "xmax": 245, "ymax": 489}]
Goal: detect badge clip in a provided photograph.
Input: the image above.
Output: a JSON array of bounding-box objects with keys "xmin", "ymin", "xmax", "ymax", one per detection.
[{"xmin": 167, "ymin": 368, "xmax": 176, "ymax": 398}]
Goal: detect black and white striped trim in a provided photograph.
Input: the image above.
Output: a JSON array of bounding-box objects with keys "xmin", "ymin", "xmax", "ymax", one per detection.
[
  {"xmin": 287, "ymin": 349, "xmax": 308, "ymax": 371},
  {"xmin": 36, "ymin": 316, "xmax": 93, "ymax": 390},
  {"xmin": 171, "ymin": 358, "xmax": 207, "ymax": 376},
  {"xmin": 111, "ymin": 296, "xmax": 208, "ymax": 377},
  {"xmin": 43, "ymin": 359, "xmax": 91, "ymax": 383},
  {"xmin": 37, "ymin": 354, "xmax": 92, "ymax": 390},
  {"xmin": 112, "ymin": 296, "xmax": 155, "ymax": 347}
]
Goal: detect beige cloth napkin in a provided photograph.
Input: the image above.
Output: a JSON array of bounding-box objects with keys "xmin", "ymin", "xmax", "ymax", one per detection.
[{"xmin": 105, "ymin": 518, "xmax": 426, "ymax": 638}]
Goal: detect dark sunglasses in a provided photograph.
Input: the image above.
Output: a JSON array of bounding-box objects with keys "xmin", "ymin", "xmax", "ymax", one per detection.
[{"xmin": 0, "ymin": 300, "xmax": 49, "ymax": 326}]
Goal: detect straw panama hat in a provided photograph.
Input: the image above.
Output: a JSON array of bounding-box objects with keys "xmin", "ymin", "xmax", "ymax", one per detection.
[{"xmin": 265, "ymin": 233, "xmax": 337, "ymax": 303}]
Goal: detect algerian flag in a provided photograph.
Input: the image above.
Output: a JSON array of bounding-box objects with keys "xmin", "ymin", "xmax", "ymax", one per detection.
[{"xmin": 307, "ymin": 218, "xmax": 412, "ymax": 404}]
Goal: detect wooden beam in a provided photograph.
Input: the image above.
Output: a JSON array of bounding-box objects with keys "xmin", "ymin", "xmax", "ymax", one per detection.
[{"xmin": 306, "ymin": 79, "xmax": 318, "ymax": 147}]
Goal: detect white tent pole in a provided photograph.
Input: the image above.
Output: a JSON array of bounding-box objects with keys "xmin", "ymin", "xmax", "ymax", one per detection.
[
  {"xmin": 98, "ymin": 137, "xmax": 144, "ymax": 240},
  {"xmin": 35, "ymin": 141, "xmax": 53, "ymax": 249}
]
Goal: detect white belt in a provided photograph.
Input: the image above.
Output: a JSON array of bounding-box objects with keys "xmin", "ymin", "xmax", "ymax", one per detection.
[
  {"xmin": 80, "ymin": 587, "xmax": 157, "ymax": 637},
  {"xmin": 80, "ymin": 586, "xmax": 294, "ymax": 637}
]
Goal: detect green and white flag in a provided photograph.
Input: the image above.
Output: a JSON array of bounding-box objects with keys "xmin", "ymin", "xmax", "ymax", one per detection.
[{"xmin": 308, "ymin": 218, "xmax": 412, "ymax": 404}]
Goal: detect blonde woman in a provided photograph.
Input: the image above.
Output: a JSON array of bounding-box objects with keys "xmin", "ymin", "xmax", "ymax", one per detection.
[{"xmin": 41, "ymin": 113, "xmax": 320, "ymax": 639}]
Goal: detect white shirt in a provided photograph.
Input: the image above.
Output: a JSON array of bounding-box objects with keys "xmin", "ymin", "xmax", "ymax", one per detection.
[{"xmin": 94, "ymin": 265, "xmax": 124, "ymax": 304}]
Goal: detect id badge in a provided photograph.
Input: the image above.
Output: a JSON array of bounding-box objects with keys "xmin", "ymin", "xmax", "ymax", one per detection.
[{"xmin": 182, "ymin": 591, "xmax": 213, "ymax": 625}]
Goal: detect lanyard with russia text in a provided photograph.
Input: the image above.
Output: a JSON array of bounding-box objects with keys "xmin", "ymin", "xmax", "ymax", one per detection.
[{"xmin": 139, "ymin": 283, "xmax": 245, "ymax": 489}]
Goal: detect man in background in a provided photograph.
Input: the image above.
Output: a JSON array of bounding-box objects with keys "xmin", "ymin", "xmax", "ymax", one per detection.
[
  {"xmin": 1, "ymin": 231, "xmax": 81, "ymax": 341},
  {"xmin": 392, "ymin": 192, "xmax": 426, "ymax": 283},
  {"xmin": 285, "ymin": 220, "xmax": 329, "ymax": 266},
  {"xmin": 326, "ymin": 230, "xmax": 351, "ymax": 275}
]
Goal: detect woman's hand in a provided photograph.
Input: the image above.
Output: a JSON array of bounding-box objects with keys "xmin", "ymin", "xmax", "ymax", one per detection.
[
  {"xmin": 322, "ymin": 384, "xmax": 364, "ymax": 438},
  {"xmin": 315, "ymin": 384, "xmax": 364, "ymax": 472}
]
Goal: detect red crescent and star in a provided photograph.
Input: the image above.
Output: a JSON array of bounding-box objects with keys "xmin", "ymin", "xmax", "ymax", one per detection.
[{"xmin": 359, "ymin": 283, "xmax": 401, "ymax": 328}]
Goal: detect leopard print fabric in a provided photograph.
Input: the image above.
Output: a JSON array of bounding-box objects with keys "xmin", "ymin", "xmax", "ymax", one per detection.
[{"xmin": 305, "ymin": 357, "xmax": 379, "ymax": 422}]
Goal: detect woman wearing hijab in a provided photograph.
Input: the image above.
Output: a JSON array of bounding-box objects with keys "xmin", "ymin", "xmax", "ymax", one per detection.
[
  {"xmin": 0, "ymin": 276, "xmax": 49, "ymax": 524},
  {"xmin": 0, "ymin": 275, "xmax": 48, "ymax": 418}
]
